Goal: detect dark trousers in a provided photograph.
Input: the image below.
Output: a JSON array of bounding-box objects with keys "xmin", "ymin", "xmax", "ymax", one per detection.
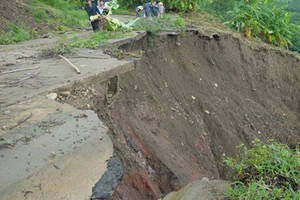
[{"xmin": 91, "ymin": 20, "xmax": 99, "ymax": 32}]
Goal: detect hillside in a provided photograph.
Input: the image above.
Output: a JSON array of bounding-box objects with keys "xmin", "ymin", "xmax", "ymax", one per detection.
[
  {"xmin": 0, "ymin": 0, "xmax": 87, "ymax": 43},
  {"xmin": 0, "ymin": 0, "xmax": 41, "ymax": 34},
  {"xmin": 0, "ymin": 0, "xmax": 299, "ymax": 200}
]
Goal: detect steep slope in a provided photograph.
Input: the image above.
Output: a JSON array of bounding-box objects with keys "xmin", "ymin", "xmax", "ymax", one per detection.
[
  {"xmin": 0, "ymin": 0, "xmax": 39, "ymax": 34},
  {"xmin": 91, "ymin": 31, "xmax": 300, "ymax": 199}
]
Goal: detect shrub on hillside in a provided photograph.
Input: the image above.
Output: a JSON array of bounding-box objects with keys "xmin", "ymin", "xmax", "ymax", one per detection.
[{"xmin": 224, "ymin": 139, "xmax": 300, "ymax": 199}]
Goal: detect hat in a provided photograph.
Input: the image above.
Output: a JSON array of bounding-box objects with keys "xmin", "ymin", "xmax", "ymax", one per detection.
[
  {"xmin": 158, "ymin": 2, "xmax": 163, "ymax": 5},
  {"xmin": 137, "ymin": 6, "xmax": 143, "ymax": 10}
]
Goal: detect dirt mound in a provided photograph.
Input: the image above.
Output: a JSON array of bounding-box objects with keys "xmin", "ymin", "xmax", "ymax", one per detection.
[
  {"xmin": 86, "ymin": 31, "xmax": 300, "ymax": 199},
  {"xmin": 0, "ymin": 0, "xmax": 40, "ymax": 34}
]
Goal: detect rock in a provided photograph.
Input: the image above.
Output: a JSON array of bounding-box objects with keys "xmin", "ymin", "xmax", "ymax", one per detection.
[
  {"xmin": 60, "ymin": 91, "xmax": 71, "ymax": 98},
  {"xmin": 46, "ymin": 93, "xmax": 58, "ymax": 100},
  {"xmin": 91, "ymin": 155, "xmax": 124, "ymax": 200},
  {"xmin": 162, "ymin": 179, "xmax": 231, "ymax": 200},
  {"xmin": 49, "ymin": 151, "xmax": 56, "ymax": 159}
]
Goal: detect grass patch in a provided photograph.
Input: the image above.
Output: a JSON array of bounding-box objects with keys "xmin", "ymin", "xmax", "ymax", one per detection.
[
  {"xmin": 0, "ymin": 22, "xmax": 35, "ymax": 44},
  {"xmin": 224, "ymin": 139, "xmax": 300, "ymax": 200},
  {"xmin": 0, "ymin": 0, "xmax": 89, "ymax": 44},
  {"xmin": 41, "ymin": 30, "xmax": 131, "ymax": 57},
  {"xmin": 132, "ymin": 14, "xmax": 186, "ymax": 34},
  {"xmin": 30, "ymin": 1, "xmax": 88, "ymax": 31}
]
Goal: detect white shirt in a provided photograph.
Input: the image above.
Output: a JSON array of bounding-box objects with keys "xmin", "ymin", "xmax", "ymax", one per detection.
[{"xmin": 97, "ymin": 2, "xmax": 109, "ymax": 14}]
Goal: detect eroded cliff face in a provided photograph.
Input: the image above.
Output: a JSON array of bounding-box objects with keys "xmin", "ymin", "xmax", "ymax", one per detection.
[{"xmin": 64, "ymin": 31, "xmax": 300, "ymax": 199}]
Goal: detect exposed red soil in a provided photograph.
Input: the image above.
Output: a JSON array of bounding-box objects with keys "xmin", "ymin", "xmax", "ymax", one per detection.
[
  {"xmin": 96, "ymin": 32, "xmax": 300, "ymax": 199},
  {"xmin": 57, "ymin": 28, "xmax": 300, "ymax": 199}
]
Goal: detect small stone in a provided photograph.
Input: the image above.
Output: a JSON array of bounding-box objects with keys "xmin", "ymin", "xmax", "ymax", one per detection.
[
  {"xmin": 202, "ymin": 177, "xmax": 209, "ymax": 182},
  {"xmin": 60, "ymin": 91, "xmax": 71, "ymax": 98},
  {"xmin": 191, "ymin": 95, "xmax": 196, "ymax": 100},
  {"xmin": 46, "ymin": 93, "xmax": 58, "ymax": 100},
  {"xmin": 49, "ymin": 151, "xmax": 56, "ymax": 159},
  {"xmin": 204, "ymin": 110, "xmax": 210, "ymax": 114}
]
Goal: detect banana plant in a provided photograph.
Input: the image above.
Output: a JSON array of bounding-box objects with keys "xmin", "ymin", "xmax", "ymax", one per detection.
[
  {"xmin": 225, "ymin": 0, "xmax": 294, "ymax": 49},
  {"xmin": 166, "ymin": 0, "xmax": 199, "ymax": 12}
]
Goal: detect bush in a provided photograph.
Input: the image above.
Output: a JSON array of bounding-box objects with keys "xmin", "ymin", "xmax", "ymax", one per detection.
[
  {"xmin": 224, "ymin": 139, "xmax": 300, "ymax": 199},
  {"xmin": 132, "ymin": 14, "xmax": 186, "ymax": 34},
  {"xmin": 224, "ymin": 0, "xmax": 296, "ymax": 49}
]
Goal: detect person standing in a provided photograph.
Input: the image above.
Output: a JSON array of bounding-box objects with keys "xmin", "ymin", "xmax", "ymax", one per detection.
[
  {"xmin": 144, "ymin": 1, "xmax": 151, "ymax": 18},
  {"xmin": 151, "ymin": 0, "xmax": 159, "ymax": 17},
  {"xmin": 85, "ymin": 0, "xmax": 101, "ymax": 31},
  {"xmin": 97, "ymin": 0, "xmax": 110, "ymax": 15},
  {"xmin": 135, "ymin": 6, "xmax": 145, "ymax": 17},
  {"xmin": 158, "ymin": 2, "xmax": 165, "ymax": 18}
]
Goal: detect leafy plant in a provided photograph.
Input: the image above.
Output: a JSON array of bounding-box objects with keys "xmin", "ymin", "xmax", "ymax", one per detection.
[
  {"xmin": 224, "ymin": 0, "xmax": 295, "ymax": 49},
  {"xmin": 167, "ymin": 0, "xmax": 200, "ymax": 12},
  {"xmin": 224, "ymin": 139, "xmax": 300, "ymax": 199},
  {"xmin": 132, "ymin": 14, "xmax": 186, "ymax": 34}
]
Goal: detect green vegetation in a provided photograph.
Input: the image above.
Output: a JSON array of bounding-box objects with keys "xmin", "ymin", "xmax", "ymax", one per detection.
[
  {"xmin": 278, "ymin": 0, "xmax": 300, "ymax": 24},
  {"xmin": 41, "ymin": 30, "xmax": 130, "ymax": 56},
  {"xmin": 224, "ymin": 0, "xmax": 294, "ymax": 49},
  {"xmin": 41, "ymin": 13, "xmax": 186, "ymax": 56},
  {"xmin": 224, "ymin": 139, "xmax": 300, "ymax": 199},
  {"xmin": 205, "ymin": 0, "xmax": 300, "ymax": 51},
  {"xmin": 0, "ymin": 0, "xmax": 88, "ymax": 44},
  {"xmin": 166, "ymin": 0, "xmax": 199, "ymax": 12},
  {"xmin": 132, "ymin": 14, "xmax": 186, "ymax": 34},
  {"xmin": 1, "ymin": 0, "xmax": 299, "ymax": 52},
  {"xmin": 30, "ymin": 0, "xmax": 87, "ymax": 30},
  {"xmin": 0, "ymin": 22, "xmax": 35, "ymax": 44}
]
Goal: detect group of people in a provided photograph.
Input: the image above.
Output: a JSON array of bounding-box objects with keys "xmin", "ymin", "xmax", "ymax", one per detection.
[
  {"xmin": 136, "ymin": 1, "xmax": 165, "ymax": 18},
  {"xmin": 85, "ymin": 0, "xmax": 166, "ymax": 32},
  {"xmin": 85, "ymin": 0, "xmax": 110, "ymax": 31}
]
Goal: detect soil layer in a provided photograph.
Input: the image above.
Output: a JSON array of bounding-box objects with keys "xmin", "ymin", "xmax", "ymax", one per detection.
[{"xmin": 92, "ymin": 32, "xmax": 300, "ymax": 199}]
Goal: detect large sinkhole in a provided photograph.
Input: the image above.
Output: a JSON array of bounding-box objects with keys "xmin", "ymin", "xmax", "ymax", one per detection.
[{"xmin": 63, "ymin": 31, "xmax": 300, "ymax": 200}]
